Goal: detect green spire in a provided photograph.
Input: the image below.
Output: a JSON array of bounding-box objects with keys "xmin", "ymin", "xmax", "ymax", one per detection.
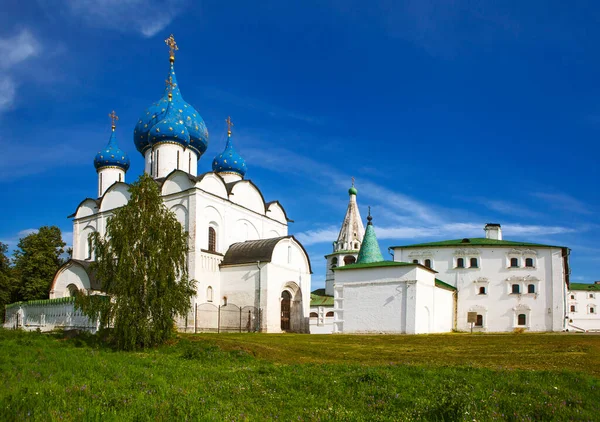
[
  {"xmin": 356, "ymin": 207, "xmax": 383, "ymax": 264},
  {"xmin": 348, "ymin": 176, "xmax": 357, "ymax": 196}
]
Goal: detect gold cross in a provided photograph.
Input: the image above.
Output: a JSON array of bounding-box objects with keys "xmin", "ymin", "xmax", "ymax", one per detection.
[
  {"xmin": 225, "ymin": 116, "xmax": 234, "ymax": 136},
  {"xmin": 108, "ymin": 110, "xmax": 118, "ymax": 130},
  {"xmin": 165, "ymin": 34, "xmax": 178, "ymax": 62},
  {"xmin": 165, "ymin": 76, "xmax": 176, "ymax": 99}
]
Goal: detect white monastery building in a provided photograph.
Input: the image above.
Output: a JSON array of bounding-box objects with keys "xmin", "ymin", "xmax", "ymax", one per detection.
[
  {"xmin": 49, "ymin": 36, "xmax": 312, "ymax": 333},
  {"xmin": 311, "ymin": 184, "xmax": 599, "ymax": 334}
]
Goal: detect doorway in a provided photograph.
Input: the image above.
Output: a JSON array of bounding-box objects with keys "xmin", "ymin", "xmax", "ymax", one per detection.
[{"xmin": 281, "ymin": 291, "xmax": 291, "ymax": 331}]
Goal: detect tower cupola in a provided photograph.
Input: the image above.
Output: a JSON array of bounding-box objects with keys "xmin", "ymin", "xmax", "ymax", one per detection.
[
  {"xmin": 212, "ymin": 116, "xmax": 247, "ymax": 182},
  {"xmin": 94, "ymin": 111, "xmax": 129, "ymax": 197},
  {"xmin": 356, "ymin": 207, "xmax": 384, "ymax": 264}
]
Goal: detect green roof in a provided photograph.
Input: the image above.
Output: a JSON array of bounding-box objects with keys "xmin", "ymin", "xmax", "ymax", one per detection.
[
  {"xmin": 391, "ymin": 238, "xmax": 566, "ymax": 249},
  {"xmin": 435, "ymin": 279, "xmax": 457, "ymax": 291},
  {"xmin": 356, "ymin": 223, "xmax": 384, "ymax": 264},
  {"xmin": 310, "ymin": 289, "xmax": 334, "ymax": 306},
  {"xmin": 570, "ymin": 283, "xmax": 600, "ymax": 291},
  {"xmin": 335, "ymin": 261, "xmax": 420, "ymax": 271}
]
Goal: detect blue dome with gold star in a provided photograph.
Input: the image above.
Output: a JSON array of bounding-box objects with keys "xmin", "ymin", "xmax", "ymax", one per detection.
[
  {"xmin": 94, "ymin": 129, "xmax": 130, "ymax": 172},
  {"xmin": 133, "ymin": 62, "xmax": 208, "ymax": 157},
  {"xmin": 212, "ymin": 131, "xmax": 247, "ymax": 177},
  {"xmin": 148, "ymin": 99, "xmax": 190, "ymax": 148}
]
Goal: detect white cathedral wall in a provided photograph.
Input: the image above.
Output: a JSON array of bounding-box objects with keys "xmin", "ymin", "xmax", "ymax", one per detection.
[
  {"xmin": 392, "ymin": 246, "xmax": 567, "ymax": 332},
  {"xmin": 567, "ymin": 289, "xmax": 600, "ymax": 331},
  {"xmin": 97, "ymin": 168, "xmax": 125, "ymax": 197},
  {"xmin": 50, "ymin": 265, "xmax": 91, "ymax": 299}
]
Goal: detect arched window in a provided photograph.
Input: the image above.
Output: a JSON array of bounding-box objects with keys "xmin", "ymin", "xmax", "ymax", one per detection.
[
  {"xmin": 479, "ymin": 286, "xmax": 486, "ymax": 295},
  {"xmin": 590, "ymin": 306, "xmax": 596, "ymax": 314},
  {"xmin": 118, "ymin": 173, "xmax": 122, "ymax": 182},
  {"xmin": 222, "ymin": 296, "xmax": 228, "ymax": 306},
  {"xmin": 412, "ymin": 259, "xmax": 419, "ymax": 264},
  {"xmin": 326, "ymin": 311, "xmax": 334, "ymax": 317},
  {"xmin": 207, "ymin": 286, "xmax": 213, "ymax": 302},
  {"xmin": 87, "ymin": 237, "xmax": 93, "ymax": 260},
  {"xmin": 344, "ymin": 255, "xmax": 356, "ymax": 265},
  {"xmin": 177, "ymin": 150, "xmax": 180, "ymax": 170},
  {"xmin": 424, "ymin": 259, "xmax": 432, "ymax": 268},
  {"xmin": 510, "ymin": 257, "xmax": 519, "ymax": 268},
  {"xmin": 512, "ymin": 284, "xmax": 520, "ymax": 294},
  {"xmin": 528, "ymin": 284, "xmax": 535, "ymax": 294},
  {"xmin": 475, "ymin": 314, "xmax": 483, "ymax": 327},
  {"xmin": 517, "ymin": 313, "xmax": 526, "ymax": 326},
  {"xmin": 208, "ymin": 227, "xmax": 217, "ymax": 252},
  {"xmin": 354, "ymin": 242, "xmax": 359, "ymax": 249},
  {"xmin": 99, "ymin": 173, "xmax": 103, "ymax": 194},
  {"xmin": 570, "ymin": 305, "xmax": 576, "ymax": 312},
  {"xmin": 66, "ymin": 284, "xmax": 78, "ymax": 297},
  {"xmin": 188, "ymin": 153, "xmax": 192, "ymax": 173},
  {"xmin": 309, "ymin": 312, "xmax": 318, "ymax": 318},
  {"xmin": 456, "ymin": 258, "xmax": 465, "ymax": 268},
  {"xmin": 156, "ymin": 150, "xmax": 160, "ymax": 176},
  {"xmin": 330, "ymin": 257, "xmax": 338, "ymax": 269},
  {"xmin": 470, "ymin": 257, "xmax": 478, "ymax": 268},
  {"xmin": 525, "ymin": 258, "xmax": 534, "ymax": 267}
]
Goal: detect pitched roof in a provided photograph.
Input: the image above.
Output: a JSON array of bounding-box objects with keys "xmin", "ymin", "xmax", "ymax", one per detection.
[
  {"xmin": 570, "ymin": 283, "xmax": 600, "ymax": 291},
  {"xmin": 435, "ymin": 278, "xmax": 457, "ymax": 291},
  {"xmin": 335, "ymin": 261, "xmax": 424, "ymax": 271},
  {"xmin": 391, "ymin": 238, "xmax": 566, "ymax": 249},
  {"xmin": 220, "ymin": 235, "xmax": 312, "ymax": 273},
  {"xmin": 310, "ymin": 289, "xmax": 334, "ymax": 306}
]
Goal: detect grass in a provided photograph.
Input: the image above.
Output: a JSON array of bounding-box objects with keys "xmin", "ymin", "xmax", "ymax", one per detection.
[{"xmin": 0, "ymin": 330, "xmax": 598, "ymax": 421}]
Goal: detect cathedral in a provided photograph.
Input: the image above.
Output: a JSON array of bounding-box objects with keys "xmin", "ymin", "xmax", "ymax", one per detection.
[{"xmin": 49, "ymin": 36, "xmax": 312, "ymax": 333}]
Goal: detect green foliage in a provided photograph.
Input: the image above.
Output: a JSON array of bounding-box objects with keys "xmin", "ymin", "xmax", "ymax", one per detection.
[
  {"xmin": 0, "ymin": 330, "xmax": 599, "ymax": 421},
  {"xmin": 76, "ymin": 174, "xmax": 195, "ymax": 350},
  {"xmin": 0, "ymin": 242, "xmax": 18, "ymax": 320},
  {"xmin": 12, "ymin": 226, "xmax": 66, "ymax": 301}
]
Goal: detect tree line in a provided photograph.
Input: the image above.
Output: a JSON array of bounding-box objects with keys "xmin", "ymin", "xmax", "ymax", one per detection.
[{"xmin": 0, "ymin": 226, "xmax": 68, "ymax": 319}]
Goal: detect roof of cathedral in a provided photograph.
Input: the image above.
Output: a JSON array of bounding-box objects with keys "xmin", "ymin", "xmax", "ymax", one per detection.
[
  {"xmin": 310, "ymin": 289, "xmax": 334, "ymax": 306},
  {"xmin": 212, "ymin": 131, "xmax": 247, "ymax": 177},
  {"xmin": 356, "ymin": 211, "xmax": 383, "ymax": 264},
  {"xmin": 570, "ymin": 282, "xmax": 600, "ymax": 291},
  {"xmin": 94, "ymin": 126, "xmax": 130, "ymax": 172},
  {"xmin": 147, "ymin": 97, "xmax": 191, "ymax": 148},
  {"xmin": 133, "ymin": 36, "xmax": 208, "ymax": 157},
  {"xmin": 334, "ymin": 182, "xmax": 365, "ymax": 252},
  {"xmin": 221, "ymin": 235, "xmax": 312, "ymax": 273},
  {"xmin": 391, "ymin": 238, "xmax": 567, "ymax": 249}
]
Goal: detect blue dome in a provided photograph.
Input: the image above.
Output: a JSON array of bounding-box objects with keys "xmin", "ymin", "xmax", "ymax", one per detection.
[
  {"xmin": 133, "ymin": 62, "xmax": 209, "ymax": 157},
  {"xmin": 148, "ymin": 100, "xmax": 190, "ymax": 148},
  {"xmin": 94, "ymin": 130, "xmax": 130, "ymax": 171},
  {"xmin": 212, "ymin": 134, "xmax": 247, "ymax": 177}
]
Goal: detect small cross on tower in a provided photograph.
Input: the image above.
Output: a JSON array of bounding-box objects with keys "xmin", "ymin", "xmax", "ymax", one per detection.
[
  {"xmin": 165, "ymin": 76, "xmax": 176, "ymax": 99},
  {"xmin": 165, "ymin": 34, "xmax": 178, "ymax": 62},
  {"xmin": 225, "ymin": 116, "xmax": 234, "ymax": 136},
  {"xmin": 108, "ymin": 110, "xmax": 118, "ymax": 131}
]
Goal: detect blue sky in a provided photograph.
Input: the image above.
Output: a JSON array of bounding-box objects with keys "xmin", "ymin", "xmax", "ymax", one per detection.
[{"xmin": 0, "ymin": 1, "xmax": 598, "ymax": 289}]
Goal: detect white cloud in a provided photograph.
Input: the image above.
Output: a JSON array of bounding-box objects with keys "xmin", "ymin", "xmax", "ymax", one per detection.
[
  {"xmin": 64, "ymin": 0, "xmax": 187, "ymax": 38},
  {"xmin": 0, "ymin": 29, "xmax": 40, "ymax": 69},
  {"xmin": 0, "ymin": 76, "xmax": 16, "ymax": 112},
  {"xmin": 17, "ymin": 228, "xmax": 38, "ymax": 237},
  {"xmin": 532, "ymin": 192, "xmax": 592, "ymax": 215}
]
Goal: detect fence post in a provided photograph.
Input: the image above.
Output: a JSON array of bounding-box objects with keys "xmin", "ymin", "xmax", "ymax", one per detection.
[
  {"xmin": 239, "ymin": 307, "xmax": 242, "ymax": 333},
  {"xmin": 194, "ymin": 303, "xmax": 197, "ymax": 334},
  {"xmin": 217, "ymin": 305, "xmax": 221, "ymax": 334}
]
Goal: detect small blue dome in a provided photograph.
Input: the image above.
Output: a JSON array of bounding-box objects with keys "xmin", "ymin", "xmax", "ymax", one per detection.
[
  {"xmin": 148, "ymin": 101, "xmax": 190, "ymax": 148},
  {"xmin": 94, "ymin": 130, "xmax": 130, "ymax": 171},
  {"xmin": 212, "ymin": 134, "xmax": 247, "ymax": 177},
  {"xmin": 133, "ymin": 62, "xmax": 209, "ymax": 157}
]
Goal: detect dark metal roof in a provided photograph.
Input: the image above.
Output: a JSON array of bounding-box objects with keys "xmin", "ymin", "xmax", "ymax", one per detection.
[
  {"xmin": 221, "ymin": 235, "xmax": 312, "ymax": 273},
  {"xmin": 70, "ymin": 259, "xmax": 101, "ymax": 290}
]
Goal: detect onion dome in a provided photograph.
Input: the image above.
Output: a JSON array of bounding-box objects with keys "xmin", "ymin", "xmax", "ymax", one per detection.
[
  {"xmin": 212, "ymin": 116, "xmax": 247, "ymax": 177},
  {"xmin": 356, "ymin": 208, "xmax": 384, "ymax": 264},
  {"xmin": 147, "ymin": 91, "xmax": 191, "ymax": 148},
  {"xmin": 133, "ymin": 35, "xmax": 209, "ymax": 157},
  {"xmin": 94, "ymin": 111, "xmax": 130, "ymax": 172}
]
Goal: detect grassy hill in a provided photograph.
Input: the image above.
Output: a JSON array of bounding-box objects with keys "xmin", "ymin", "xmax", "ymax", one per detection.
[{"xmin": 0, "ymin": 330, "xmax": 599, "ymax": 421}]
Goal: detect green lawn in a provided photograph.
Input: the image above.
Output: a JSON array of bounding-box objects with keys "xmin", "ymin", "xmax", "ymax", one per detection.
[{"xmin": 0, "ymin": 330, "xmax": 599, "ymax": 421}]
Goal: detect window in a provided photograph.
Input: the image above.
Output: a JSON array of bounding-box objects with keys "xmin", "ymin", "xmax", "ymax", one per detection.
[
  {"xmin": 87, "ymin": 237, "xmax": 93, "ymax": 260},
  {"xmin": 330, "ymin": 257, "xmax": 338, "ymax": 269},
  {"xmin": 589, "ymin": 293, "xmax": 595, "ymax": 299},
  {"xmin": 470, "ymin": 257, "xmax": 478, "ymax": 268},
  {"xmin": 344, "ymin": 255, "xmax": 356, "ymax": 265},
  {"xmin": 570, "ymin": 305, "xmax": 576, "ymax": 312},
  {"xmin": 177, "ymin": 150, "xmax": 180, "ymax": 169},
  {"xmin": 590, "ymin": 307, "xmax": 596, "ymax": 314},
  {"xmin": 207, "ymin": 286, "xmax": 213, "ymax": 302},
  {"xmin": 354, "ymin": 242, "xmax": 359, "ymax": 249},
  {"xmin": 309, "ymin": 312, "xmax": 318, "ymax": 318},
  {"xmin": 479, "ymin": 286, "xmax": 486, "ymax": 295},
  {"xmin": 99, "ymin": 173, "xmax": 103, "ymax": 194},
  {"xmin": 517, "ymin": 313, "xmax": 527, "ymax": 326},
  {"xmin": 570, "ymin": 294, "xmax": 575, "ymax": 299},
  {"xmin": 510, "ymin": 258, "xmax": 519, "ymax": 268},
  {"xmin": 156, "ymin": 150, "xmax": 160, "ymax": 176},
  {"xmin": 475, "ymin": 314, "xmax": 483, "ymax": 327},
  {"xmin": 412, "ymin": 259, "xmax": 419, "ymax": 264},
  {"xmin": 222, "ymin": 296, "xmax": 228, "ymax": 306},
  {"xmin": 118, "ymin": 173, "xmax": 122, "ymax": 182},
  {"xmin": 528, "ymin": 284, "xmax": 535, "ymax": 294},
  {"xmin": 456, "ymin": 258, "xmax": 465, "ymax": 268},
  {"xmin": 512, "ymin": 284, "xmax": 520, "ymax": 294},
  {"xmin": 525, "ymin": 258, "xmax": 534, "ymax": 268},
  {"xmin": 424, "ymin": 259, "xmax": 432, "ymax": 268},
  {"xmin": 326, "ymin": 311, "xmax": 334, "ymax": 317},
  {"xmin": 208, "ymin": 227, "xmax": 216, "ymax": 252},
  {"xmin": 188, "ymin": 153, "xmax": 192, "ymax": 173}
]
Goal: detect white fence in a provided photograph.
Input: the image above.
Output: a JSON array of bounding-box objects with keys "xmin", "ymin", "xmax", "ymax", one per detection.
[{"xmin": 3, "ymin": 297, "xmax": 98, "ymax": 332}]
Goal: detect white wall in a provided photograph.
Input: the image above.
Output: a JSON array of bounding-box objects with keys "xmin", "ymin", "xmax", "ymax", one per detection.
[
  {"xmin": 567, "ymin": 288, "xmax": 600, "ymax": 331},
  {"xmin": 50, "ymin": 264, "xmax": 91, "ymax": 299},
  {"xmin": 392, "ymin": 245, "xmax": 566, "ymax": 332}
]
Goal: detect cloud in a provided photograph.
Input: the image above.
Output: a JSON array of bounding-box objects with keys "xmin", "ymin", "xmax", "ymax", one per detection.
[
  {"xmin": 478, "ymin": 199, "xmax": 543, "ymax": 219},
  {"xmin": 63, "ymin": 0, "xmax": 187, "ymax": 38},
  {"xmin": 18, "ymin": 229, "xmax": 38, "ymax": 237},
  {"xmin": 0, "ymin": 29, "xmax": 41, "ymax": 112},
  {"xmin": 532, "ymin": 192, "xmax": 592, "ymax": 215}
]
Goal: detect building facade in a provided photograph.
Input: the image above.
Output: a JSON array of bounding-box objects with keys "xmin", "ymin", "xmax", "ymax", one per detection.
[{"xmin": 49, "ymin": 36, "xmax": 311, "ymax": 333}]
